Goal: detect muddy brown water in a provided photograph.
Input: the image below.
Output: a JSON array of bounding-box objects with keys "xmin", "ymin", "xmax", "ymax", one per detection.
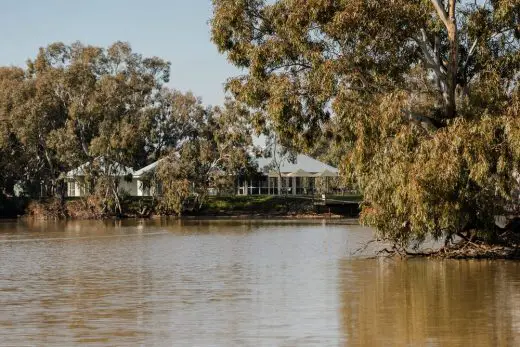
[{"xmin": 0, "ymin": 219, "xmax": 519, "ymax": 346}]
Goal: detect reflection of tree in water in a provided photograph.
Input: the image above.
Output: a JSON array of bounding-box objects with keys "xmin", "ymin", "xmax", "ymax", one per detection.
[{"xmin": 338, "ymin": 259, "xmax": 520, "ymax": 347}]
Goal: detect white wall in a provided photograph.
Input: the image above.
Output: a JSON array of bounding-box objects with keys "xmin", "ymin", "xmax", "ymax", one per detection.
[
  {"xmin": 119, "ymin": 179, "xmax": 138, "ymax": 196},
  {"xmin": 66, "ymin": 177, "xmax": 139, "ymax": 197}
]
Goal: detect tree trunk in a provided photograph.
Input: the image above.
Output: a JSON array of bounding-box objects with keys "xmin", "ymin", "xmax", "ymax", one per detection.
[
  {"xmin": 112, "ymin": 185, "xmax": 122, "ymax": 216},
  {"xmin": 55, "ymin": 178, "xmax": 66, "ymax": 216},
  {"xmin": 446, "ymin": 0, "xmax": 458, "ymax": 119}
]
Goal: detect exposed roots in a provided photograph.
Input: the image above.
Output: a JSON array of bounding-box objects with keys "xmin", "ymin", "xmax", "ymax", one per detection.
[
  {"xmin": 425, "ymin": 236, "xmax": 520, "ymax": 259},
  {"xmin": 357, "ymin": 230, "xmax": 520, "ymax": 260}
]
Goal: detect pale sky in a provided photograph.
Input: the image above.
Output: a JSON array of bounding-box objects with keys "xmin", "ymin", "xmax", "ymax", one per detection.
[{"xmin": 0, "ymin": 0, "xmax": 240, "ymax": 106}]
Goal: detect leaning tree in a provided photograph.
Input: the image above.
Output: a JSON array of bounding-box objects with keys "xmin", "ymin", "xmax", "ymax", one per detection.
[{"xmin": 211, "ymin": 0, "xmax": 520, "ymax": 251}]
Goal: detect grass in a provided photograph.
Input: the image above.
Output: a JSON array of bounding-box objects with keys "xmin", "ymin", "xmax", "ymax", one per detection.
[
  {"xmin": 202, "ymin": 195, "xmax": 315, "ymax": 215},
  {"xmin": 327, "ymin": 194, "xmax": 363, "ymax": 202},
  {"xmin": 34, "ymin": 194, "xmax": 361, "ymax": 218}
]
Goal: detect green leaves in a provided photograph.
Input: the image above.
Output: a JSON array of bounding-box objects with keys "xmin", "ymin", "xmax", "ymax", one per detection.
[
  {"xmin": 154, "ymin": 98, "xmax": 254, "ymax": 215},
  {"xmin": 212, "ymin": 0, "xmax": 520, "ymax": 247},
  {"xmin": 0, "ymin": 42, "xmax": 172, "ymax": 202}
]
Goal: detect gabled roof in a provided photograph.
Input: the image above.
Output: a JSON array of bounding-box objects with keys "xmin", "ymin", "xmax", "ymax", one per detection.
[
  {"xmin": 252, "ymin": 136, "xmax": 338, "ymax": 174},
  {"xmin": 133, "ymin": 158, "xmax": 165, "ymax": 177},
  {"xmin": 133, "ymin": 153, "xmax": 179, "ymax": 178},
  {"xmin": 254, "ymin": 153, "xmax": 338, "ymax": 174},
  {"xmin": 66, "ymin": 157, "xmax": 134, "ymax": 178},
  {"xmin": 314, "ymin": 169, "xmax": 338, "ymax": 177}
]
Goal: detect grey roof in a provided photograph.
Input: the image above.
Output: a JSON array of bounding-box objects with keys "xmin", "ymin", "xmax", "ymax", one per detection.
[
  {"xmin": 66, "ymin": 157, "xmax": 134, "ymax": 178},
  {"xmin": 254, "ymin": 153, "xmax": 338, "ymax": 174},
  {"xmin": 133, "ymin": 153, "xmax": 179, "ymax": 177},
  {"xmin": 133, "ymin": 159, "xmax": 164, "ymax": 177}
]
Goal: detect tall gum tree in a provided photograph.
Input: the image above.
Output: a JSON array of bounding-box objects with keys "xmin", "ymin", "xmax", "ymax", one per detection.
[
  {"xmin": 155, "ymin": 98, "xmax": 255, "ymax": 215},
  {"xmin": 2, "ymin": 42, "xmax": 170, "ymax": 210},
  {"xmin": 211, "ymin": 0, "xmax": 520, "ymax": 250},
  {"xmin": 0, "ymin": 67, "xmax": 32, "ymax": 197}
]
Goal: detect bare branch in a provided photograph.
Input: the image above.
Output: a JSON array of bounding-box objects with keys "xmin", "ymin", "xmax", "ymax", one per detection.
[
  {"xmin": 463, "ymin": 39, "xmax": 478, "ymax": 69},
  {"xmin": 403, "ymin": 109, "xmax": 439, "ymax": 133},
  {"xmin": 430, "ymin": 0, "xmax": 449, "ymax": 27},
  {"xmin": 415, "ymin": 30, "xmax": 447, "ymax": 74},
  {"xmin": 413, "ymin": 34, "xmax": 435, "ymax": 67},
  {"xmin": 412, "ymin": 31, "xmax": 449, "ymax": 102}
]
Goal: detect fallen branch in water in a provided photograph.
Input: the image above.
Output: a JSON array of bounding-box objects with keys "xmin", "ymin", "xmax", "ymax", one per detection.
[
  {"xmin": 351, "ymin": 239, "xmax": 381, "ymax": 256},
  {"xmin": 355, "ymin": 230, "xmax": 520, "ymax": 259}
]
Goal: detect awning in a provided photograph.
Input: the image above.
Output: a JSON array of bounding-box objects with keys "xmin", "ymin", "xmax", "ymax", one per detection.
[
  {"xmin": 287, "ymin": 169, "xmax": 314, "ymax": 177},
  {"xmin": 314, "ymin": 169, "xmax": 338, "ymax": 178}
]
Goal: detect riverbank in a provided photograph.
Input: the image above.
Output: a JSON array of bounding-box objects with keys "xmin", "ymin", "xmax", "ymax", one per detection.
[
  {"xmin": 0, "ymin": 197, "xmax": 29, "ymax": 218},
  {"xmin": 3, "ymin": 195, "xmax": 361, "ymax": 220},
  {"xmin": 5, "ymin": 197, "xmax": 520, "ymax": 260},
  {"xmin": 196, "ymin": 195, "xmax": 360, "ymax": 218},
  {"xmin": 368, "ymin": 228, "xmax": 520, "ymax": 260}
]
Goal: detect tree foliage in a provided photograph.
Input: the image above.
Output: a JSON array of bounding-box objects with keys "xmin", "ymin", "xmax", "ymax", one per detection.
[
  {"xmin": 211, "ymin": 0, "xmax": 520, "ymax": 247},
  {"xmin": 0, "ymin": 41, "xmax": 170, "ymax": 201},
  {"xmin": 0, "ymin": 41, "xmax": 254, "ymax": 217},
  {"xmin": 156, "ymin": 98, "xmax": 256, "ymax": 215}
]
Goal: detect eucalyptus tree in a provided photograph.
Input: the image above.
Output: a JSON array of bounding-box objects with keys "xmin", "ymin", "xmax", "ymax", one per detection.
[
  {"xmin": 148, "ymin": 89, "xmax": 207, "ymax": 161},
  {"xmin": 1, "ymin": 60, "xmax": 68, "ymax": 197},
  {"xmin": 211, "ymin": 0, "xmax": 520, "ymax": 250},
  {"xmin": 0, "ymin": 67, "xmax": 29, "ymax": 197},
  {"xmin": 2, "ymin": 42, "xmax": 170, "ymax": 209},
  {"xmin": 210, "ymin": 97, "xmax": 256, "ymax": 192},
  {"xmin": 41, "ymin": 41, "xmax": 170, "ymax": 171},
  {"xmin": 156, "ymin": 98, "xmax": 255, "ymax": 215},
  {"xmin": 263, "ymin": 133, "xmax": 296, "ymax": 197}
]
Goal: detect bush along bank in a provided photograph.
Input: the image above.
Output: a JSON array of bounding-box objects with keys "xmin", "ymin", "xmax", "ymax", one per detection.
[
  {"xmin": 196, "ymin": 196, "xmax": 358, "ymax": 218},
  {"xmin": 18, "ymin": 195, "xmax": 360, "ymax": 220},
  {"xmin": 0, "ymin": 197, "xmax": 29, "ymax": 218}
]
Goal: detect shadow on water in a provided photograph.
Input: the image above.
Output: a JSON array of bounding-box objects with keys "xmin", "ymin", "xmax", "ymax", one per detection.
[{"xmin": 338, "ymin": 258, "xmax": 520, "ymax": 346}]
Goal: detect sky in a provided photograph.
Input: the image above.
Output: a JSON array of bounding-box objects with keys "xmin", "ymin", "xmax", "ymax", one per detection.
[{"xmin": 0, "ymin": 0, "xmax": 240, "ymax": 106}]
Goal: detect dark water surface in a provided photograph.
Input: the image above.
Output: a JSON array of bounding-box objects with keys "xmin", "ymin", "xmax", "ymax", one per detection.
[{"xmin": 0, "ymin": 219, "xmax": 519, "ymax": 346}]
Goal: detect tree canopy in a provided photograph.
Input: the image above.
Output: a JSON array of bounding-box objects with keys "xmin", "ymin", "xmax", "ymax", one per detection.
[
  {"xmin": 0, "ymin": 42, "xmax": 170, "ymax": 196},
  {"xmin": 0, "ymin": 41, "xmax": 254, "ymax": 216},
  {"xmin": 156, "ymin": 98, "xmax": 256, "ymax": 215},
  {"xmin": 211, "ymin": 0, "xmax": 520, "ymax": 248}
]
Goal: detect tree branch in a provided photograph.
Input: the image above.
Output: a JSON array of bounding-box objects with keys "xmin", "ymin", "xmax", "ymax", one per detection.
[
  {"xmin": 414, "ymin": 30, "xmax": 447, "ymax": 74},
  {"xmin": 430, "ymin": 0, "xmax": 449, "ymax": 27},
  {"xmin": 463, "ymin": 39, "xmax": 478, "ymax": 70},
  {"xmin": 403, "ymin": 109, "xmax": 439, "ymax": 133}
]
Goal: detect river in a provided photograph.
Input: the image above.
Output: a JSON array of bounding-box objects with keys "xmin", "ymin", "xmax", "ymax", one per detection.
[{"xmin": 0, "ymin": 219, "xmax": 519, "ymax": 346}]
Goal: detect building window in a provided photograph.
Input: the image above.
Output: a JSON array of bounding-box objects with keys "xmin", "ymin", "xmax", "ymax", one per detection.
[
  {"xmin": 79, "ymin": 183, "xmax": 87, "ymax": 197},
  {"xmin": 67, "ymin": 182, "xmax": 76, "ymax": 197}
]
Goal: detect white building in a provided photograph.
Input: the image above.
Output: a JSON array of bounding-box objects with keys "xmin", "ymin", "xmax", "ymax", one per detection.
[
  {"xmin": 65, "ymin": 158, "xmax": 136, "ymax": 197},
  {"xmin": 238, "ymin": 152, "xmax": 339, "ymax": 196},
  {"xmin": 65, "ymin": 150, "xmax": 339, "ymax": 198},
  {"xmin": 133, "ymin": 159, "xmax": 164, "ymax": 197}
]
